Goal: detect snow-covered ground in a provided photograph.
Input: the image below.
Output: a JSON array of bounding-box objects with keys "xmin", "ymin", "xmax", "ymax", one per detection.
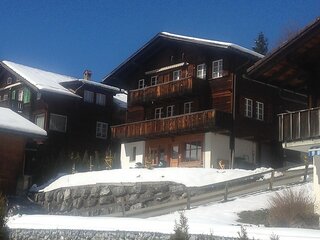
[
  {"xmin": 32, "ymin": 167, "xmax": 272, "ymax": 192},
  {"xmin": 7, "ymin": 168, "xmax": 320, "ymax": 240}
]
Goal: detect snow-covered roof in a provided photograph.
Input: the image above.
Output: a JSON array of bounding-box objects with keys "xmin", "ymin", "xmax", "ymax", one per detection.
[
  {"xmin": 77, "ymin": 79, "xmax": 123, "ymax": 93},
  {"xmin": 2, "ymin": 61, "xmax": 80, "ymax": 98},
  {"xmin": 0, "ymin": 107, "xmax": 47, "ymax": 138},
  {"xmin": 113, "ymin": 93, "xmax": 127, "ymax": 108},
  {"xmin": 160, "ymin": 32, "xmax": 264, "ymax": 58}
]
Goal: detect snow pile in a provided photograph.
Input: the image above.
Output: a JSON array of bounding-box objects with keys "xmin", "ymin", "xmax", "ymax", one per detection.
[{"xmin": 33, "ymin": 167, "xmax": 272, "ymax": 193}]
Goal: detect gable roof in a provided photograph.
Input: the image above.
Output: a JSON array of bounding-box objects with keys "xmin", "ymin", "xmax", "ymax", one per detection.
[
  {"xmin": 247, "ymin": 17, "xmax": 320, "ymax": 91},
  {"xmin": 0, "ymin": 107, "xmax": 47, "ymax": 139},
  {"xmin": 102, "ymin": 32, "xmax": 263, "ymax": 86},
  {"xmin": 2, "ymin": 60, "xmax": 80, "ymax": 98}
]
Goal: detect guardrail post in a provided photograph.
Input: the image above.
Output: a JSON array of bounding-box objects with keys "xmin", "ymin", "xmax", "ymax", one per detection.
[
  {"xmin": 224, "ymin": 183, "xmax": 228, "ymax": 202},
  {"xmin": 303, "ymin": 162, "xmax": 309, "ymax": 182},
  {"xmin": 121, "ymin": 197, "xmax": 125, "ymax": 217},
  {"xmin": 186, "ymin": 188, "xmax": 191, "ymax": 210},
  {"xmin": 269, "ymin": 171, "xmax": 274, "ymax": 190}
]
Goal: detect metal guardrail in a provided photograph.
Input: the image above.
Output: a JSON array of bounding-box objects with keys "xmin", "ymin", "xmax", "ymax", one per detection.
[{"xmin": 110, "ymin": 163, "xmax": 312, "ymax": 218}]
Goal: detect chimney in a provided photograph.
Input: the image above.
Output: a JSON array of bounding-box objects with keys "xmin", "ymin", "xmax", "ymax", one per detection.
[{"xmin": 83, "ymin": 70, "xmax": 92, "ymax": 81}]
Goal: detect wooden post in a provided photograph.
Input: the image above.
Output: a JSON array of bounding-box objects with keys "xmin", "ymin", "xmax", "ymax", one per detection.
[
  {"xmin": 303, "ymin": 162, "xmax": 309, "ymax": 182},
  {"xmin": 269, "ymin": 171, "xmax": 274, "ymax": 190},
  {"xmin": 224, "ymin": 183, "xmax": 228, "ymax": 202}
]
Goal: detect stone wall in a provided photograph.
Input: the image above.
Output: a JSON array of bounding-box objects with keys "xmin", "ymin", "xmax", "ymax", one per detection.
[
  {"xmin": 9, "ymin": 229, "xmax": 236, "ymax": 240},
  {"xmin": 30, "ymin": 182, "xmax": 188, "ymax": 216}
]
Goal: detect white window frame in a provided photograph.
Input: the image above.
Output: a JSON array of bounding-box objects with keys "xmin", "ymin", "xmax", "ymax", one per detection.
[
  {"xmin": 96, "ymin": 121, "xmax": 108, "ymax": 139},
  {"xmin": 184, "ymin": 102, "xmax": 192, "ymax": 114},
  {"xmin": 49, "ymin": 113, "xmax": 67, "ymax": 133},
  {"xmin": 84, "ymin": 90, "xmax": 94, "ymax": 103},
  {"xmin": 35, "ymin": 113, "xmax": 45, "ymax": 130},
  {"xmin": 17, "ymin": 89, "xmax": 24, "ymax": 102},
  {"xmin": 155, "ymin": 107, "xmax": 163, "ymax": 119},
  {"xmin": 151, "ymin": 76, "xmax": 158, "ymax": 86},
  {"xmin": 96, "ymin": 93, "xmax": 106, "ymax": 106},
  {"xmin": 3, "ymin": 94, "xmax": 8, "ymax": 101},
  {"xmin": 167, "ymin": 105, "xmax": 174, "ymax": 117},
  {"xmin": 173, "ymin": 70, "xmax": 181, "ymax": 81},
  {"xmin": 245, "ymin": 98, "xmax": 253, "ymax": 118},
  {"xmin": 212, "ymin": 59, "xmax": 223, "ymax": 79},
  {"xmin": 138, "ymin": 79, "xmax": 145, "ymax": 89},
  {"xmin": 256, "ymin": 101, "xmax": 264, "ymax": 121},
  {"xmin": 197, "ymin": 64, "xmax": 207, "ymax": 79}
]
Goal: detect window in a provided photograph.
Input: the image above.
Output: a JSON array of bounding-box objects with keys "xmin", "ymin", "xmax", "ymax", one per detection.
[
  {"xmin": 138, "ymin": 79, "xmax": 145, "ymax": 89},
  {"xmin": 18, "ymin": 89, "xmax": 23, "ymax": 101},
  {"xmin": 11, "ymin": 90, "xmax": 16, "ymax": 100},
  {"xmin": 96, "ymin": 121, "xmax": 108, "ymax": 139},
  {"xmin": 197, "ymin": 64, "xmax": 207, "ymax": 79},
  {"xmin": 167, "ymin": 105, "xmax": 174, "ymax": 117},
  {"xmin": 256, "ymin": 101, "xmax": 264, "ymax": 121},
  {"xmin": 184, "ymin": 141, "xmax": 202, "ymax": 161},
  {"xmin": 184, "ymin": 102, "xmax": 192, "ymax": 114},
  {"xmin": 245, "ymin": 98, "xmax": 253, "ymax": 118},
  {"xmin": 131, "ymin": 147, "xmax": 137, "ymax": 162},
  {"xmin": 3, "ymin": 94, "xmax": 8, "ymax": 101},
  {"xmin": 23, "ymin": 88, "xmax": 31, "ymax": 104},
  {"xmin": 96, "ymin": 93, "xmax": 106, "ymax": 106},
  {"xmin": 35, "ymin": 113, "xmax": 45, "ymax": 129},
  {"xmin": 173, "ymin": 70, "xmax": 181, "ymax": 81},
  {"xmin": 212, "ymin": 59, "xmax": 223, "ymax": 78},
  {"xmin": 172, "ymin": 145, "xmax": 179, "ymax": 159},
  {"xmin": 151, "ymin": 76, "xmax": 158, "ymax": 86},
  {"xmin": 49, "ymin": 113, "xmax": 67, "ymax": 132},
  {"xmin": 84, "ymin": 90, "xmax": 94, "ymax": 103},
  {"xmin": 155, "ymin": 107, "xmax": 163, "ymax": 119}
]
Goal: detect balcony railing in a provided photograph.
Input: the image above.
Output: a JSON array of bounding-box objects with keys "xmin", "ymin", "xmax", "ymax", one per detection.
[
  {"xmin": 112, "ymin": 109, "xmax": 232, "ymax": 140},
  {"xmin": 128, "ymin": 77, "xmax": 200, "ymax": 106},
  {"xmin": 279, "ymin": 107, "xmax": 320, "ymax": 142}
]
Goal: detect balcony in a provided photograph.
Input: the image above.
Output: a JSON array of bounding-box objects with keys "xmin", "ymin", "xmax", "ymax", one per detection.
[
  {"xmin": 128, "ymin": 77, "xmax": 201, "ymax": 106},
  {"xmin": 112, "ymin": 109, "xmax": 232, "ymax": 140},
  {"xmin": 279, "ymin": 108, "xmax": 320, "ymax": 149}
]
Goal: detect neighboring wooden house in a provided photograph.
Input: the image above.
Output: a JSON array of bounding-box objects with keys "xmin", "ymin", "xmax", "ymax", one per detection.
[
  {"xmin": 0, "ymin": 61, "xmax": 126, "ymax": 182},
  {"xmin": 103, "ymin": 32, "xmax": 305, "ymax": 169},
  {"xmin": 0, "ymin": 107, "xmax": 46, "ymax": 194},
  {"xmin": 247, "ymin": 18, "xmax": 320, "ymax": 213}
]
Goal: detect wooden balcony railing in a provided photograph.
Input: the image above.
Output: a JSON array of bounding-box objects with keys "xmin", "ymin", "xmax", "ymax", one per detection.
[
  {"xmin": 279, "ymin": 107, "xmax": 320, "ymax": 142},
  {"xmin": 112, "ymin": 109, "xmax": 232, "ymax": 140},
  {"xmin": 128, "ymin": 77, "xmax": 200, "ymax": 106}
]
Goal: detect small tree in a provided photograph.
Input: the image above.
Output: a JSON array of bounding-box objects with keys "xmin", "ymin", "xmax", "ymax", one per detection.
[
  {"xmin": 252, "ymin": 32, "xmax": 268, "ymax": 55},
  {"xmin": 170, "ymin": 212, "xmax": 190, "ymax": 240}
]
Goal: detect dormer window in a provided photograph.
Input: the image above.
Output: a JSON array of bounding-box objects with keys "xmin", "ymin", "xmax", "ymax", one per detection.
[
  {"xmin": 151, "ymin": 76, "xmax": 158, "ymax": 86},
  {"xmin": 173, "ymin": 70, "xmax": 181, "ymax": 81},
  {"xmin": 197, "ymin": 64, "xmax": 206, "ymax": 79},
  {"xmin": 212, "ymin": 59, "xmax": 223, "ymax": 79},
  {"xmin": 138, "ymin": 79, "xmax": 145, "ymax": 89}
]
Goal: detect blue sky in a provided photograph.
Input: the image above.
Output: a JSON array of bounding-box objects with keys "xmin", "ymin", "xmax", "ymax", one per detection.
[{"xmin": 1, "ymin": 0, "xmax": 319, "ymax": 82}]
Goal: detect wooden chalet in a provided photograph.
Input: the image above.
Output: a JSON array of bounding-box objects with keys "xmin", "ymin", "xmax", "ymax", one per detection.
[
  {"xmin": 0, "ymin": 61, "xmax": 126, "ymax": 183},
  {"xmin": 0, "ymin": 107, "xmax": 46, "ymax": 194},
  {"xmin": 103, "ymin": 32, "xmax": 305, "ymax": 169},
  {"xmin": 247, "ymin": 17, "xmax": 320, "ymax": 213}
]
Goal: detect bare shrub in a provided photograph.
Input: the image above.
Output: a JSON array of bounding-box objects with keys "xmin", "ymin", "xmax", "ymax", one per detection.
[{"xmin": 268, "ymin": 188, "xmax": 318, "ymax": 228}]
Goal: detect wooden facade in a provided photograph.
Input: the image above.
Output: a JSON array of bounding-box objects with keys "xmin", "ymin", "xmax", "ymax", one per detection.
[
  {"xmin": 0, "ymin": 62, "xmax": 124, "ymax": 183},
  {"xmin": 103, "ymin": 32, "xmax": 304, "ymax": 168}
]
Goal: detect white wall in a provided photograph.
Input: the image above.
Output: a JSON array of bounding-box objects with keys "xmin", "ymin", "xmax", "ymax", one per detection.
[
  {"xmin": 120, "ymin": 141, "xmax": 145, "ymax": 169},
  {"xmin": 204, "ymin": 132, "xmax": 257, "ymax": 168},
  {"xmin": 314, "ymin": 155, "xmax": 320, "ymax": 215}
]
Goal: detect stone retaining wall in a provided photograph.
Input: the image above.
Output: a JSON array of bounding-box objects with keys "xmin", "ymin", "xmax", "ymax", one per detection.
[
  {"xmin": 30, "ymin": 182, "xmax": 188, "ymax": 216},
  {"xmin": 9, "ymin": 229, "xmax": 236, "ymax": 240}
]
